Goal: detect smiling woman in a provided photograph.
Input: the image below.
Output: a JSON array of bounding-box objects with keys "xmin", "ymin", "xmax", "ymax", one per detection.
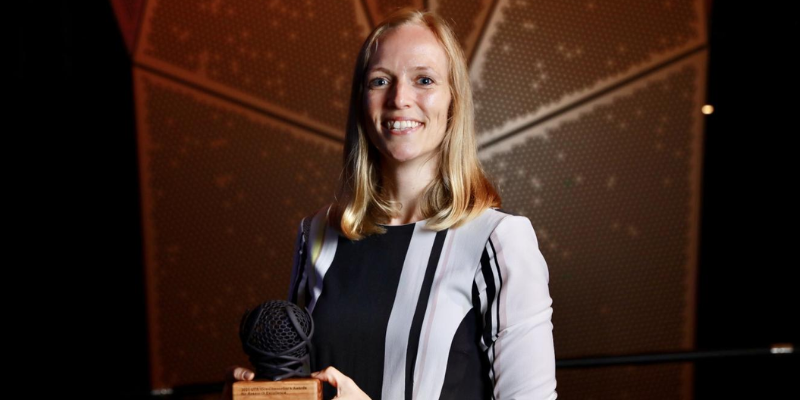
[
  {"xmin": 304, "ymin": 8, "xmax": 555, "ymax": 399},
  {"xmin": 223, "ymin": 7, "xmax": 557, "ymax": 400},
  {"xmin": 362, "ymin": 24, "xmax": 452, "ymax": 167},
  {"xmin": 330, "ymin": 7, "xmax": 500, "ymax": 238}
]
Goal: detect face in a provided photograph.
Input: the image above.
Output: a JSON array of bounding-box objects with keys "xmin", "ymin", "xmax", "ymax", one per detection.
[{"xmin": 363, "ymin": 23, "xmax": 452, "ymax": 167}]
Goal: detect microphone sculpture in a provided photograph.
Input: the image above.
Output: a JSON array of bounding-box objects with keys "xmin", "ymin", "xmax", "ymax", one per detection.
[{"xmin": 234, "ymin": 300, "xmax": 321, "ymax": 400}]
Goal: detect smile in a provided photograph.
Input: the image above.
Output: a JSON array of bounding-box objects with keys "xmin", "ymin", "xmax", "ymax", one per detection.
[{"xmin": 383, "ymin": 120, "xmax": 423, "ymax": 136}]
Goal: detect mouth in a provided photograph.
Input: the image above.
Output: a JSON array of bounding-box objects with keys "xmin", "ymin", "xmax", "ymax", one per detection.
[{"xmin": 382, "ymin": 120, "xmax": 424, "ymax": 136}]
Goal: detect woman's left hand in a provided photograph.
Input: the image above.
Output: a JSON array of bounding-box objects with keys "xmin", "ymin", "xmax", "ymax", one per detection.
[{"xmin": 311, "ymin": 366, "xmax": 371, "ymax": 399}]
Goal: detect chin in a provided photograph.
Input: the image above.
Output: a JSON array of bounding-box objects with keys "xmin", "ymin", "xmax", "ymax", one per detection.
[{"xmin": 387, "ymin": 148, "xmax": 422, "ymax": 163}]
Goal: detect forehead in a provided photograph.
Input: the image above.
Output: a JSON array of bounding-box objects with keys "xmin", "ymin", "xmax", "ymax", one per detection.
[{"xmin": 368, "ymin": 24, "xmax": 449, "ymax": 73}]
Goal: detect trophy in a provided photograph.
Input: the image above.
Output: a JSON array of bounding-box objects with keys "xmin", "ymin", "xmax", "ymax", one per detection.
[{"xmin": 234, "ymin": 300, "xmax": 321, "ymax": 400}]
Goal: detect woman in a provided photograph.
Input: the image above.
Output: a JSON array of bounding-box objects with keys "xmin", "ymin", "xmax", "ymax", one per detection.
[{"xmin": 225, "ymin": 8, "xmax": 556, "ymax": 400}]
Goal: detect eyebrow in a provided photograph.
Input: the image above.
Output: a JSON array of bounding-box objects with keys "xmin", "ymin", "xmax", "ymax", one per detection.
[{"xmin": 367, "ymin": 66, "xmax": 440, "ymax": 75}]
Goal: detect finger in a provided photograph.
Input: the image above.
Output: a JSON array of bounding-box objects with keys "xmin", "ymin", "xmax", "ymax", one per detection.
[
  {"xmin": 311, "ymin": 367, "xmax": 346, "ymax": 398},
  {"xmin": 236, "ymin": 367, "xmax": 255, "ymax": 381},
  {"xmin": 311, "ymin": 367, "xmax": 372, "ymax": 399},
  {"xmin": 311, "ymin": 366, "xmax": 348, "ymax": 388},
  {"xmin": 225, "ymin": 366, "xmax": 255, "ymax": 383}
]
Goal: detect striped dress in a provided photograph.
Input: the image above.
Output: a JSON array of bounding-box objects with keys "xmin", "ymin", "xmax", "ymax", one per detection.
[{"xmin": 288, "ymin": 205, "xmax": 557, "ymax": 400}]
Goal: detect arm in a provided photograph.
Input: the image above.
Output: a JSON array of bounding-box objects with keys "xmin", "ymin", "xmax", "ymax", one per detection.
[{"xmin": 480, "ymin": 215, "xmax": 557, "ymax": 399}]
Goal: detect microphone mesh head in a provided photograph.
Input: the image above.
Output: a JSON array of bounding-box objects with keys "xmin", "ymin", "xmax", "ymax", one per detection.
[{"xmin": 245, "ymin": 300, "xmax": 312, "ymax": 359}]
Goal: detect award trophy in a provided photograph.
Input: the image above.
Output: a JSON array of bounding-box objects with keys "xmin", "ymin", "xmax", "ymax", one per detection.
[{"xmin": 234, "ymin": 300, "xmax": 321, "ymax": 400}]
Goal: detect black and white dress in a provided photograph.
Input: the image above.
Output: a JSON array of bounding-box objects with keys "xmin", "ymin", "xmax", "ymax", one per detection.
[{"xmin": 288, "ymin": 205, "xmax": 557, "ymax": 400}]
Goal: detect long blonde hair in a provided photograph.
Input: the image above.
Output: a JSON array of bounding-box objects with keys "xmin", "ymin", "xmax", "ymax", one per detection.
[{"xmin": 329, "ymin": 8, "xmax": 501, "ymax": 240}]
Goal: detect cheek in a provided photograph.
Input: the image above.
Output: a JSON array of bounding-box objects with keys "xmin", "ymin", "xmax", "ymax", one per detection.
[
  {"xmin": 362, "ymin": 114, "xmax": 385, "ymax": 149},
  {"xmin": 363, "ymin": 98, "xmax": 384, "ymax": 135},
  {"xmin": 363, "ymin": 117, "xmax": 382, "ymax": 146},
  {"xmin": 364, "ymin": 94, "xmax": 378, "ymax": 118},
  {"xmin": 423, "ymin": 92, "xmax": 451, "ymax": 122}
]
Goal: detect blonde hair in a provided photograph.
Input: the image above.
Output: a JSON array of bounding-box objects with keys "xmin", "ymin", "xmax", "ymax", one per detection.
[{"xmin": 329, "ymin": 7, "xmax": 501, "ymax": 240}]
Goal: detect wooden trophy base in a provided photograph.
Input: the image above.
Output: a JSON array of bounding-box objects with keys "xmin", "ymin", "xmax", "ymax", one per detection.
[{"xmin": 233, "ymin": 378, "xmax": 322, "ymax": 400}]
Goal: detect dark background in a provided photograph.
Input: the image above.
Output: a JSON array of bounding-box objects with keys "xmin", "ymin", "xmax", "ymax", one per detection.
[{"xmin": 20, "ymin": 2, "xmax": 795, "ymax": 398}]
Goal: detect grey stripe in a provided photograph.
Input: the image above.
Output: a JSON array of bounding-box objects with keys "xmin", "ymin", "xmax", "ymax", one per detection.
[
  {"xmin": 413, "ymin": 211, "xmax": 508, "ymax": 399},
  {"xmin": 381, "ymin": 221, "xmax": 440, "ymax": 400}
]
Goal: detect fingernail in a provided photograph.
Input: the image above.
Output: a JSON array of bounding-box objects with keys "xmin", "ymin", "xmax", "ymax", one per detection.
[{"xmin": 245, "ymin": 372, "xmax": 254, "ymax": 380}]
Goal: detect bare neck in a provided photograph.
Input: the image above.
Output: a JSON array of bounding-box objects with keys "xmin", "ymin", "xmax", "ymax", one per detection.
[{"xmin": 380, "ymin": 155, "xmax": 438, "ymax": 225}]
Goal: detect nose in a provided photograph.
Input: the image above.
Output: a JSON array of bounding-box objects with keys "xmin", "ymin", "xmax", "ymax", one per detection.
[{"xmin": 388, "ymin": 79, "xmax": 411, "ymax": 109}]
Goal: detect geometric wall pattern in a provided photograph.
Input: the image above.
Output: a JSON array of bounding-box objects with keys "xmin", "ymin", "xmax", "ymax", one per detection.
[
  {"xmin": 116, "ymin": 0, "xmax": 708, "ymax": 397},
  {"xmin": 471, "ymin": 0, "xmax": 706, "ymax": 142},
  {"xmin": 134, "ymin": 70, "xmax": 342, "ymax": 387},
  {"xmin": 480, "ymin": 53, "xmax": 705, "ymax": 398}
]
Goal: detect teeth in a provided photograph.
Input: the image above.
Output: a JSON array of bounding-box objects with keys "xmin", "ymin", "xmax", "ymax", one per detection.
[{"xmin": 385, "ymin": 120, "xmax": 421, "ymax": 130}]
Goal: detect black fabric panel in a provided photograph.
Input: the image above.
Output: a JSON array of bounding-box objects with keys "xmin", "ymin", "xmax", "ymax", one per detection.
[
  {"xmin": 404, "ymin": 229, "xmax": 448, "ymax": 400},
  {"xmin": 487, "ymin": 237, "xmax": 503, "ymax": 389},
  {"xmin": 311, "ymin": 224, "xmax": 415, "ymax": 400},
  {"xmin": 439, "ymin": 306, "xmax": 493, "ymax": 400},
  {"xmin": 289, "ymin": 217, "xmax": 309, "ymax": 306},
  {"xmin": 479, "ymin": 246, "xmax": 497, "ymax": 347}
]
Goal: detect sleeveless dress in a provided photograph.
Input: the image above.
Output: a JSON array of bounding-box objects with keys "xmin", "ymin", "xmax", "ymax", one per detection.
[{"xmin": 287, "ymin": 205, "xmax": 557, "ymax": 400}]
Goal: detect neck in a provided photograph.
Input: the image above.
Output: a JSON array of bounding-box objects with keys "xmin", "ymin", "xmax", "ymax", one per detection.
[{"xmin": 379, "ymin": 155, "xmax": 439, "ymax": 225}]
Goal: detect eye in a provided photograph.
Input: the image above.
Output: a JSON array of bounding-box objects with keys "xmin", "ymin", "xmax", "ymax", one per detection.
[
  {"xmin": 368, "ymin": 77, "xmax": 389, "ymax": 88},
  {"xmin": 417, "ymin": 76, "xmax": 434, "ymax": 85}
]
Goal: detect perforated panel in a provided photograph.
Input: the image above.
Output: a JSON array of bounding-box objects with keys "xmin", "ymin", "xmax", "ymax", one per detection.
[
  {"xmin": 432, "ymin": 0, "xmax": 494, "ymax": 61},
  {"xmin": 135, "ymin": 70, "xmax": 341, "ymax": 388},
  {"xmin": 135, "ymin": 0, "xmax": 371, "ymax": 137},
  {"xmin": 118, "ymin": 0, "xmax": 708, "ymax": 396},
  {"xmin": 470, "ymin": 0, "xmax": 705, "ymax": 141},
  {"xmin": 366, "ymin": 0, "xmax": 424, "ymax": 25},
  {"xmin": 480, "ymin": 54, "xmax": 705, "ymax": 362}
]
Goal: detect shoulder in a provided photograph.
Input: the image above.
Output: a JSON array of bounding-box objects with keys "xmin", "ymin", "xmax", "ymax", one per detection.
[
  {"xmin": 489, "ymin": 207, "xmax": 522, "ymax": 217},
  {"xmin": 446, "ymin": 207, "xmax": 537, "ymax": 260},
  {"xmin": 292, "ymin": 204, "xmax": 334, "ymax": 250},
  {"xmin": 489, "ymin": 208, "xmax": 536, "ymax": 237},
  {"xmin": 303, "ymin": 203, "xmax": 332, "ymax": 223},
  {"xmin": 298, "ymin": 203, "xmax": 332, "ymax": 229},
  {"xmin": 480, "ymin": 207, "xmax": 536, "ymax": 239},
  {"xmin": 444, "ymin": 206, "xmax": 533, "ymax": 238},
  {"xmin": 485, "ymin": 209, "xmax": 548, "ymax": 281}
]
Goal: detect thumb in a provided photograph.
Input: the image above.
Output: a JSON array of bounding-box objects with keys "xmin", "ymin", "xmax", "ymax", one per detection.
[
  {"xmin": 225, "ymin": 366, "xmax": 255, "ymax": 383},
  {"xmin": 311, "ymin": 366, "xmax": 348, "ymax": 388}
]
